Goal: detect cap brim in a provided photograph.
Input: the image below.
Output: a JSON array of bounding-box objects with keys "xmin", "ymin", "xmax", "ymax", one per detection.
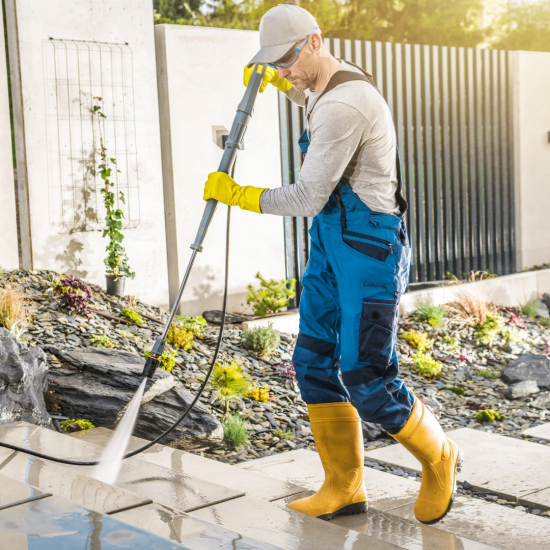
[{"xmin": 247, "ymin": 42, "xmax": 295, "ymax": 67}]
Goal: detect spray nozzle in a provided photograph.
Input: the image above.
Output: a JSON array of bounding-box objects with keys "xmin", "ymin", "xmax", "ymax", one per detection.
[{"xmin": 142, "ymin": 338, "xmax": 166, "ymax": 378}]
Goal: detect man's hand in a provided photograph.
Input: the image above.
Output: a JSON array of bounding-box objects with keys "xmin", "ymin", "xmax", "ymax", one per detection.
[
  {"xmin": 243, "ymin": 64, "xmax": 293, "ymax": 93},
  {"xmin": 203, "ymin": 172, "xmax": 266, "ymax": 214}
]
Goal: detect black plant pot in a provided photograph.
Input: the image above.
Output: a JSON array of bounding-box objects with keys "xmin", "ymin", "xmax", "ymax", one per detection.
[{"xmin": 106, "ymin": 275, "xmax": 126, "ymax": 297}]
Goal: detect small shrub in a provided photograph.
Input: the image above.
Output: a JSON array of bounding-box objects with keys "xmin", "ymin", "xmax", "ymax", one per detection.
[
  {"xmin": 167, "ymin": 325, "xmax": 194, "ymax": 350},
  {"xmin": 403, "ymin": 330, "xmax": 433, "ymax": 353},
  {"xmin": 540, "ymin": 318, "xmax": 550, "ymax": 328},
  {"xmin": 273, "ymin": 428, "xmax": 295, "ymax": 441},
  {"xmin": 144, "ymin": 349, "xmax": 178, "ymax": 373},
  {"xmin": 242, "ymin": 322, "xmax": 280, "ymax": 356},
  {"xmin": 501, "ymin": 326, "xmax": 525, "ymax": 344},
  {"xmin": 411, "ymin": 352, "xmax": 443, "ymax": 377},
  {"xmin": 246, "ymin": 272, "xmax": 296, "ymax": 316},
  {"xmin": 442, "ymin": 336, "xmax": 459, "ymax": 349},
  {"xmin": 175, "ymin": 315, "xmax": 206, "ymax": 336},
  {"xmin": 209, "ymin": 360, "xmax": 251, "ymax": 418},
  {"xmin": 478, "ymin": 368, "xmax": 499, "ymax": 379},
  {"xmin": 415, "ymin": 304, "xmax": 446, "ymax": 327},
  {"xmin": 443, "ymin": 387, "xmax": 465, "ymax": 397},
  {"xmin": 0, "ymin": 286, "xmax": 31, "ymax": 330},
  {"xmin": 475, "ymin": 409, "xmax": 505, "ymax": 423},
  {"xmin": 60, "ymin": 418, "xmax": 95, "ymax": 433},
  {"xmin": 223, "ymin": 413, "xmax": 249, "ymax": 448},
  {"xmin": 520, "ymin": 299, "xmax": 540, "ymax": 319},
  {"xmin": 245, "ymin": 384, "xmax": 270, "ymax": 402},
  {"xmin": 52, "ymin": 275, "xmax": 92, "ymax": 315},
  {"xmin": 446, "ymin": 292, "xmax": 492, "ymax": 324},
  {"xmin": 474, "ymin": 314, "xmax": 503, "ymax": 347},
  {"xmin": 90, "ymin": 334, "xmax": 115, "ymax": 348},
  {"xmin": 121, "ymin": 307, "xmax": 143, "ymax": 325}
]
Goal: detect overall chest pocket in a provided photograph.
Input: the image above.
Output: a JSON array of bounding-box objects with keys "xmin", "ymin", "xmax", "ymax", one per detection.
[
  {"xmin": 358, "ymin": 298, "xmax": 399, "ymax": 365},
  {"xmin": 343, "ymin": 229, "xmax": 394, "ymax": 262}
]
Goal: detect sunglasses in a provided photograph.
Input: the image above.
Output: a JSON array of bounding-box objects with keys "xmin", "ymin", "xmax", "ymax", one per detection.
[{"xmin": 268, "ymin": 25, "xmax": 320, "ymax": 70}]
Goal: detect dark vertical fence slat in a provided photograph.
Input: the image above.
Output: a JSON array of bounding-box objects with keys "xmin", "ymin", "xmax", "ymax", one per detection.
[{"xmin": 279, "ymin": 39, "xmax": 516, "ymax": 290}]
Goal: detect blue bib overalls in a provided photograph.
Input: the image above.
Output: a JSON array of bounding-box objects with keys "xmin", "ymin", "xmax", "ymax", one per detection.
[{"xmin": 292, "ymin": 70, "xmax": 415, "ymax": 434}]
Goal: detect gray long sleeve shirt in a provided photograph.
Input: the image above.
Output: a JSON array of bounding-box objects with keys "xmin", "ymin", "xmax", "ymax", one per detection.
[{"xmin": 260, "ymin": 61, "xmax": 400, "ymax": 217}]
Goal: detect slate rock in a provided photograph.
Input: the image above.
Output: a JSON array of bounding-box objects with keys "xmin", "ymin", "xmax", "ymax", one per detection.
[
  {"xmin": 504, "ymin": 380, "xmax": 539, "ymax": 399},
  {"xmin": 0, "ymin": 328, "xmax": 53, "ymax": 429},
  {"xmin": 542, "ymin": 294, "xmax": 550, "ymax": 313},
  {"xmin": 203, "ymin": 310, "xmax": 252, "ymax": 325},
  {"xmin": 362, "ymin": 421, "xmax": 386, "ymax": 441},
  {"xmin": 53, "ymin": 348, "xmax": 222, "ymax": 448},
  {"xmin": 502, "ymin": 354, "xmax": 550, "ymax": 390}
]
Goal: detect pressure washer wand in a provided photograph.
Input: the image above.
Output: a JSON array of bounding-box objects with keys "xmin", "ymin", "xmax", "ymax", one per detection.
[{"xmin": 142, "ymin": 63, "xmax": 267, "ymax": 379}]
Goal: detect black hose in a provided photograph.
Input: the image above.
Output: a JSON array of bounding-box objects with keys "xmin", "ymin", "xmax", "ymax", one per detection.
[{"xmin": 0, "ymin": 175, "xmax": 234, "ymax": 466}]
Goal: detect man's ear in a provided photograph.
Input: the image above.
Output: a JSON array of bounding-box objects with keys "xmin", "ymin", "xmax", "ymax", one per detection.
[{"xmin": 309, "ymin": 33, "xmax": 323, "ymax": 55}]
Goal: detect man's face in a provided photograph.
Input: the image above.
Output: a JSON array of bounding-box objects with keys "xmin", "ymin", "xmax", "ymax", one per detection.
[{"xmin": 276, "ymin": 37, "xmax": 317, "ymax": 91}]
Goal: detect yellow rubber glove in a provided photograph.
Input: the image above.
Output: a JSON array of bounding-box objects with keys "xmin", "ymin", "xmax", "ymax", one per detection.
[
  {"xmin": 203, "ymin": 172, "xmax": 266, "ymax": 214},
  {"xmin": 243, "ymin": 64, "xmax": 293, "ymax": 93}
]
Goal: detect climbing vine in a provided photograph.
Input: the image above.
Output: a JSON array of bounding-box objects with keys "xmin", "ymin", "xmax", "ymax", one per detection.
[{"xmin": 92, "ymin": 97, "xmax": 135, "ymax": 281}]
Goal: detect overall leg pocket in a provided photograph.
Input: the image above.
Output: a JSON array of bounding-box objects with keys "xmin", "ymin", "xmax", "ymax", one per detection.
[
  {"xmin": 342, "ymin": 230, "xmax": 394, "ymax": 262},
  {"xmin": 358, "ymin": 298, "xmax": 399, "ymax": 365}
]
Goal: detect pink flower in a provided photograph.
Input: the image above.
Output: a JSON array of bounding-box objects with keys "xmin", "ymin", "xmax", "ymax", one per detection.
[{"xmin": 460, "ymin": 351, "xmax": 472, "ymax": 363}]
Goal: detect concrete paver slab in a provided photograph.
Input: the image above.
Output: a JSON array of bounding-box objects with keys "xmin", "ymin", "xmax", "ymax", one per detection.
[
  {"xmin": 236, "ymin": 448, "xmax": 418, "ymax": 511},
  {"xmin": 0, "ymin": 473, "xmax": 47, "ymax": 510},
  {"xmin": 524, "ymin": 422, "xmax": 550, "ymax": 441},
  {"xmin": 190, "ymin": 495, "xmax": 403, "ymax": 550},
  {"xmin": 0, "ymin": 451, "xmax": 150, "ymax": 514},
  {"xmin": 0, "ymin": 494, "xmax": 183, "ymax": 549},
  {"xmin": 114, "ymin": 502, "xmax": 282, "ymax": 549},
  {"xmin": 0, "ymin": 422, "xmax": 242, "ymax": 513},
  {"xmin": 71, "ymin": 427, "xmax": 304, "ymax": 501},
  {"xmin": 279, "ymin": 491, "xmax": 495, "ymax": 550},
  {"xmin": 365, "ymin": 428, "xmax": 550, "ymax": 504}
]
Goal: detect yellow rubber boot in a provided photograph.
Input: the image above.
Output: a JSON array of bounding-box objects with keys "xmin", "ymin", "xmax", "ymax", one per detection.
[
  {"xmin": 287, "ymin": 403, "xmax": 368, "ymax": 520},
  {"xmin": 391, "ymin": 398, "xmax": 464, "ymax": 524}
]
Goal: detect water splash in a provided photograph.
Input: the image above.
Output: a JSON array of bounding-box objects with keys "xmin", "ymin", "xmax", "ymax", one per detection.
[{"xmin": 92, "ymin": 377, "xmax": 147, "ymax": 484}]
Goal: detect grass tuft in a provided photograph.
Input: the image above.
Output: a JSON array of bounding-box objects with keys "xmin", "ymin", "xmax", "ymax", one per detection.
[
  {"xmin": 415, "ymin": 304, "xmax": 446, "ymax": 327},
  {"xmin": 223, "ymin": 413, "xmax": 249, "ymax": 448},
  {"xmin": 520, "ymin": 299, "xmax": 540, "ymax": 319},
  {"xmin": 0, "ymin": 286, "xmax": 31, "ymax": 334},
  {"xmin": 446, "ymin": 292, "xmax": 493, "ymax": 324}
]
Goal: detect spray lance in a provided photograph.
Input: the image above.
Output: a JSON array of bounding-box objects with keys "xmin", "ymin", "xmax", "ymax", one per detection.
[{"xmin": 0, "ymin": 64, "xmax": 267, "ymax": 466}]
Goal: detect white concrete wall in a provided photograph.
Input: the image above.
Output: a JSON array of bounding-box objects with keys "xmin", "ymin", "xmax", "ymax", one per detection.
[
  {"xmin": 513, "ymin": 51, "xmax": 550, "ymax": 271},
  {"xmin": 0, "ymin": 8, "xmax": 18, "ymax": 271},
  {"xmin": 5, "ymin": 0, "xmax": 169, "ymax": 306},
  {"xmin": 155, "ymin": 25, "xmax": 286, "ymax": 317}
]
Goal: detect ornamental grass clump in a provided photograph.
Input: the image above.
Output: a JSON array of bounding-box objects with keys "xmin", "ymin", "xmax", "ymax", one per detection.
[
  {"xmin": 209, "ymin": 360, "xmax": 251, "ymax": 419},
  {"xmin": 520, "ymin": 298, "xmax": 540, "ymax": 319},
  {"xmin": 0, "ymin": 286, "xmax": 31, "ymax": 334},
  {"xmin": 60, "ymin": 418, "xmax": 95, "ymax": 433},
  {"xmin": 144, "ymin": 349, "xmax": 178, "ymax": 373},
  {"xmin": 475, "ymin": 409, "xmax": 505, "ymax": 423},
  {"xmin": 121, "ymin": 307, "xmax": 143, "ymax": 325},
  {"xmin": 411, "ymin": 352, "xmax": 443, "ymax": 377},
  {"xmin": 403, "ymin": 330, "xmax": 433, "ymax": 353},
  {"xmin": 415, "ymin": 304, "xmax": 446, "ymax": 327},
  {"xmin": 446, "ymin": 292, "xmax": 493, "ymax": 324},
  {"xmin": 242, "ymin": 322, "xmax": 280, "ymax": 356},
  {"xmin": 52, "ymin": 275, "xmax": 92, "ymax": 315},
  {"xmin": 474, "ymin": 313, "xmax": 504, "ymax": 347},
  {"xmin": 90, "ymin": 334, "xmax": 115, "ymax": 348},
  {"xmin": 222, "ymin": 413, "xmax": 249, "ymax": 448},
  {"xmin": 246, "ymin": 272, "xmax": 296, "ymax": 316}
]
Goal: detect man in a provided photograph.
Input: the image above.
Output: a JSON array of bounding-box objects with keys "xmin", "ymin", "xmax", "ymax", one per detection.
[{"xmin": 203, "ymin": 4, "xmax": 463, "ymax": 525}]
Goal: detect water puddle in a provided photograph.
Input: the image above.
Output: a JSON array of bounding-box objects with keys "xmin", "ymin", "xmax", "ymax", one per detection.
[{"xmin": 92, "ymin": 377, "xmax": 147, "ymax": 484}]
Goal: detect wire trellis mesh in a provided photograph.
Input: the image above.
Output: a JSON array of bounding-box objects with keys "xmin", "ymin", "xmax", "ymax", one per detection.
[{"xmin": 43, "ymin": 38, "xmax": 140, "ymax": 233}]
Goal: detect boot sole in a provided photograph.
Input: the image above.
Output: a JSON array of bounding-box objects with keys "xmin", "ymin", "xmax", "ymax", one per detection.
[
  {"xmin": 418, "ymin": 447, "xmax": 464, "ymax": 526},
  {"xmin": 317, "ymin": 501, "xmax": 368, "ymax": 521}
]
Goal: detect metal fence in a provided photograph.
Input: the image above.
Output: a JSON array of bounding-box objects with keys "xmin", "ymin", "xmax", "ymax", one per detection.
[{"xmin": 278, "ymin": 38, "xmax": 516, "ymax": 305}]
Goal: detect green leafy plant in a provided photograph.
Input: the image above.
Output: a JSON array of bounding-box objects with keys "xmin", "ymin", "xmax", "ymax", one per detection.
[
  {"xmin": 242, "ymin": 322, "xmax": 280, "ymax": 356},
  {"xmin": 144, "ymin": 349, "xmax": 178, "ymax": 373},
  {"xmin": 209, "ymin": 360, "xmax": 251, "ymax": 418},
  {"xmin": 441, "ymin": 336, "xmax": 459, "ymax": 349},
  {"xmin": 167, "ymin": 325, "xmax": 194, "ymax": 350},
  {"xmin": 246, "ymin": 272, "xmax": 296, "ymax": 316},
  {"xmin": 501, "ymin": 326, "xmax": 525, "ymax": 344},
  {"xmin": 175, "ymin": 315, "xmax": 206, "ymax": 336},
  {"xmin": 415, "ymin": 304, "xmax": 446, "ymax": 327},
  {"xmin": 121, "ymin": 307, "xmax": 143, "ymax": 325},
  {"xmin": 90, "ymin": 334, "xmax": 115, "ymax": 348},
  {"xmin": 540, "ymin": 318, "xmax": 550, "ymax": 327},
  {"xmin": 520, "ymin": 298, "xmax": 540, "ymax": 318},
  {"xmin": 273, "ymin": 428, "xmax": 295, "ymax": 441},
  {"xmin": 443, "ymin": 387, "xmax": 465, "ymax": 397},
  {"xmin": 478, "ymin": 368, "xmax": 499, "ymax": 379},
  {"xmin": 475, "ymin": 409, "xmax": 505, "ymax": 423},
  {"xmin": 60, "ymin": 418, "xmax": 95, "ymax": 433},
  {"xmin": 93, "ymin": 97, "xmax": 135, "ymax": 281},
  {"xmin": 403, "ymin": 330, "xmax": 433, "ymax": 353},
  {"xmin": 411, "ymin": 352, "xmax": 443, "ymax": 377},
  {"xmin": 222, "ymin": 413, "xmax": 249, "ymax": 448},
  {"xmin": 244, "ymin": 384, "xmax": 270, "ymax": 402},
  {"xmin": 474, "ymin": 314, "xmax": 504, "ymax": 347}
]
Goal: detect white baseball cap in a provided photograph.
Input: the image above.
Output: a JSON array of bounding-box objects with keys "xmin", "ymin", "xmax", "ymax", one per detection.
[{"xmin": 247, "ymin": 4, "xmax": 320, "ymax": 67}]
